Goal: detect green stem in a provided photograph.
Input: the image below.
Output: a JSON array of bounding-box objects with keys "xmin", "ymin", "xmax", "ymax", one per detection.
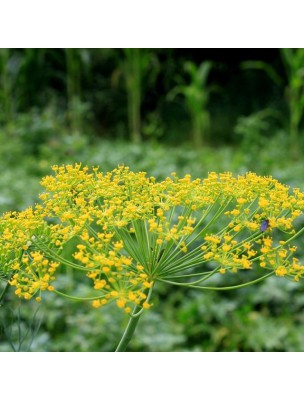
[
  {"xmin": 157, "ymin": 271, "xmax": 275, "ymax": 290},
  {"xmin": 115, "ymin": 285, "xmax": 153, "ymax": 351},
  {"xmin": 53, "ymin": 289, "xmax": 107, "ymax": 302},
  {"xmin": 115, "ymin": 304, "xmax": 142, "ymax": 352},
  {"xmin": 0, "ymin": 281, "xmax": 10, "ymax": 304}
]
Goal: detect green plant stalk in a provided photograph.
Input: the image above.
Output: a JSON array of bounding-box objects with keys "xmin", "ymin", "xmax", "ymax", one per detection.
[
  {"xmin": 128, "ymin": 83, "xmax": 141, "ymax": 143},
  {"xmin": 65, "ymin": 48, "xmax": 81, "ymax": 132},
  {"xmin": 115, "ymin": 286, "xmax": 153, "ymax": 351},
  {"xmin": 115, "ymin": 304, "xmax": 142, "ymax": 352},
  {"xmin": 157, "ymin": 271, "xmax": 275, "ymax": 290},
  {"xmin": 289, "ymin": 95, "xmax": 300, "ymax": 159},
  {"xmin": 125, "ymin": 48, "xmax": 142, "ymax": 143},
  {"xmin": 281, "ymin": 49, "xmax": 304, "ymax": 159},
  {"xmin": 0, "ymin": 49, "xmax": 13, "ymax": 125},
  {"xmin": 0, "ymin": 281, "xmax": 10, "ymax": 304},
  {"xmin": 192, "ymin": 111, "xmax": 203, "ymax": 148}
]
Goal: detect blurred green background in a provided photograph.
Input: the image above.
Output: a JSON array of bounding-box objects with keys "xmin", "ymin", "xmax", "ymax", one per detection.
[{"xmin": 1, "ymin": 48, "xmax": 304, "ymax": 352}]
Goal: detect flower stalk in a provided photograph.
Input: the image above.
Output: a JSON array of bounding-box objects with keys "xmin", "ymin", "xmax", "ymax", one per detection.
[
  {"xmin": 115, "ymin": 304, "xmax": 143, "ymax": 352},
  {"xmin": 0, "ymin": 280, "xmax": 10, "ymax": 305}
]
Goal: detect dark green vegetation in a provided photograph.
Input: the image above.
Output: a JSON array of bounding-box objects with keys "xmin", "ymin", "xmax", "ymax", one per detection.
[{"xmin": 1, "ymin": 49, "xmax": 304, "ymax": 351}]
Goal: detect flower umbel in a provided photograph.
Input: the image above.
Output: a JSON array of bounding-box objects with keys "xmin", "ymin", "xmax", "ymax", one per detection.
[{"xmin": 1, "ymin": 164, "xmax": 304, "ymax": 315}]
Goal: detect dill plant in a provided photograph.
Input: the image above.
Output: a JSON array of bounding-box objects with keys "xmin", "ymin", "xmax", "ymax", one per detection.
[{"xmin": 1, "ymin": 164, "xmax": 304, "ymax": 351}]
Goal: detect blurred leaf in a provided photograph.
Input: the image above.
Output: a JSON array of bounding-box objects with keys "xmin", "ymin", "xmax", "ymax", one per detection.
[{"xmin": 241, "ymin": 60, "xmax": 284, "ymax": 86}]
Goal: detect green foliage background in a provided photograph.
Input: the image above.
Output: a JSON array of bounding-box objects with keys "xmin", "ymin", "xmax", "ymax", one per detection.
[{"xmin": 1, "ymin": 49, "xmax": 304, "ymax": 351}]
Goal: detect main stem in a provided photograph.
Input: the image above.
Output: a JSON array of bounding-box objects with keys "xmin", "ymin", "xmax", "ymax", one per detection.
[{"xmin": 115, "ymin": 305, "xmax": 142, "ymax": 352}]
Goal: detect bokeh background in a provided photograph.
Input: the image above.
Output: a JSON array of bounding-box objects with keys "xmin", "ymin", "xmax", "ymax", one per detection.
[{"xmin": 1, "ymin": 48, "xmax": 304, "ymax": 351}]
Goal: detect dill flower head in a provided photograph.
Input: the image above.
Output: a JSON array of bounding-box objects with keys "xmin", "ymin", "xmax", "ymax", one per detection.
[{"xmin": 1, "ymin": 164, "xmax": 304, "ymax": 313}]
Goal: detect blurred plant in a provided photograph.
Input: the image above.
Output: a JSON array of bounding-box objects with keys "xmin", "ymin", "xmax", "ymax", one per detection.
[
  {"xmin": 0, "ymin": 301, "xmax": 43, "ymax": 352},
  {"xmin": 113, "ymin": 49, "xmax": 159, "ymax": 143},
  {"xmin": 16, "ymin": 49, "xmax": 50, "ymax": 110},
  {"xmin": 0, "ymin": 49, "xmax": 13, "ymax": 125},
  {"xmin": 234, "ymin": 108, "xmax": 279, "ymax": 151},
  {"xmin": 142, "ymin": 111, "xmax": 164, "ymax": 140},
  {"xmin": 280, "ymin": 49, "xmax": 304, "ymax": 159},
  {"xmin": 65, "ymin": 49, "xmax": 92, "ymax": 134},
  {"xmin": 168, "ymin": 61, "xmax": 212, "ymax": 147},
  {"xmin": 123, "ymin": 49, "xmax": 146, "ymax": 143},
  {"xmin": 242, "ymin": 49, "xmax": 304, "ymax": 159},
  {"xmin": 1, "ymin": 165, "xmax": 304, "ymax": 351},
  {"xmin": 3, "ymin": 106, "xmax": 61, "ymax": 155}
]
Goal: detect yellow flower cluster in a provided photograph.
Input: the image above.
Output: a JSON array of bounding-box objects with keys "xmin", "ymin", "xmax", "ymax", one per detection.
[
  {"xmin": 0, "ymin": 208, "xmax": 57, "ymax": 302},
  {"xmin": 1, "ymin": 164, "xmax": 304, "ymax": 312}
]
